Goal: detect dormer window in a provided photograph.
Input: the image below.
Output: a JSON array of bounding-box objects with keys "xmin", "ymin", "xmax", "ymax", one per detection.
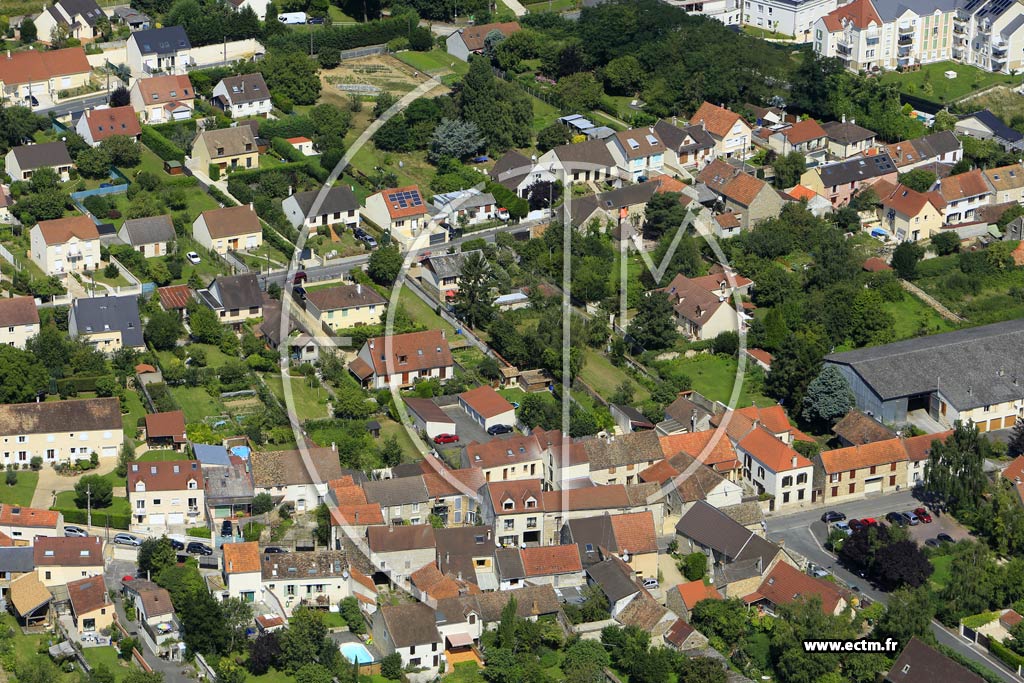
[
  {"xmin": 188, "ymin": 480, "xmax": 197, "ymax": 489},
  {"xmin": 502, "ymin": 500, "xmax": 514, "ymax": 511},
  {"xmin": 398, "ymin": 354, "xmax": 408, "ymax": 365},
  {"xmin": 525, "ymin": 498, "xmax": 537, "ymax": 509}
]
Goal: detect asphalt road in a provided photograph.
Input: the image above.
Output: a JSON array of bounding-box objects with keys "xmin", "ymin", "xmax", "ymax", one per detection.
[
  {"xmin": 37, "ymin": 92, "xmax": 111, "ymax": 119},
  {"xmin": 767, "ymin": 491, "xmax": 1019, "ymax": 682}
]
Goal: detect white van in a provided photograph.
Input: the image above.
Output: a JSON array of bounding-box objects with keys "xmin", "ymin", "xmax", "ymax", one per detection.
[{"xmin": 277, "ymin": 11, "xmax": 307, "ymax": 24}]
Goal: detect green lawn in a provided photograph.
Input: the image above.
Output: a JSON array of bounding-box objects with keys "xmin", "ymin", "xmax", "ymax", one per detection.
[
  {"xmin": 741, "ymin": 24, "xmax": 795, "ymax": 40},
  {"xmin": 54, "ymin": 490, "xmax": 131, "ymax": 522},
  {"xmin": 878, "ymin": 61, "xmax": 1019, "ymax": 104},
  {"xmin": 580, "ymin": 348, "xmax": 650, "ymax": 403},
  {"xmin": 445, "ymin": 662, "xmax": 485, "ymax": 682},
  {"xmin": 398, "ymin": 287, "xmax": 456, "ymax": 336},
  {"xmin": 328, "ymin": 4, "xmax": 357, "ymax": 20},
  {"xmin": 263, "ymin": 373, "xmax": 332, "ymax": 422},
  {"xmin": 930, "ymin": 554, "xmax": 953, "ymax": 589},
  {"xmin": 395, "ymin": 49, "xmax": 469, "ymax": 78},
  {"xmin": 531, "ymin": 95, "xmax": 562, "ymax": 135},
  {"xmin": 122, "ymin": 389, "xmax": 147, "ymax": 441},
  {"xmin": 169, "ymin": 386, "xmax": 226, "ymax": 423},
  {"xmin": 350, "ymin": 143, "xmax": 438, "ymax": 194},
  {"xmin": 0, "ymin": 470, "xmax": 39, "ymax": 507},
  {"xmin": 135, "ymin": 146, "xmax": 168, "ymax": 177},
  {"xmin": 523, "ymin": 0, "xmax": 577, "ymax": 11},
  {"xmin": 137, "ymin": 450, "xmax": 187, "ymax": 462},
  {"xmin": 379, "ymin": 416, "xmax": 423, "ymax": 460},
  {"xmin": 156, "ymin": 343, "xmax": 236, "ymax": 371},
  {"xmin": 660, "ymin": 354, "xmax": 773, "ymax": 408},
  {"xmin": 82, "ymin": 646, "xmax": 136, "ymax": 681},
  {"xmin": 883, "ymin": 292, "xmax": 956, "ymax": 341}
]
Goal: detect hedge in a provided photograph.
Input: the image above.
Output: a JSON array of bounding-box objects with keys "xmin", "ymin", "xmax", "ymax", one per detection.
[
  {"xmin": 261, "ymin": 118, "xmax": 317, "ymax": 141},
  {"xmin": 936, "ymin": 644, "xmax": 1005, "ymax": 683},
  {"xmin": 267, "ymin": 12, "xmax": 416, "ymax": 54},
  {"xmin": 989, "ymin": 639, "xmax": 1024, "ymax": 672},
  {"xmin": 186, "ymin": 526, "xmax": 212, "ymax": 538},
  {"xmin": 207, "ymin": 184, "xmax": 237, "ymax": 207},
  {"xmin": 271, "ymin": 137, "xmax": 328, "ymax": 182},
  {"xmin": 263, "ymin": 224, "xmax": 295, "ymax": 256},
  {"xmin": 56, "ymin": 507, "xmax": 131, "ymax": 530},
  {"xmin": 146, "ymin": 382, "xmax": 179, "ymax": 413},
  {"xmin": 962, "ymin": 612, "xmax": 1001, "ymax": 629},
  {"xmin": 140, "ymin": 127, "xmax": 186, "ymax": 164},
  {"xmin": 486, "ymin": 181, "xmax": 528, "ymax": 219},
  {"xmin": 150, "ymin": 119, "xmax": 197, "ymax": 135},
  {"xmin": 56, "ymin": 374, "xmax": 110, "ymax": 395}
]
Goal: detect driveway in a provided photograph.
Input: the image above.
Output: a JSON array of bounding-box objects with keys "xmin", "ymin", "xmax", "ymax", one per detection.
[
  {"xmin": 30, "ymin": 456, "xmax": 120, "ymax": 509},
  {"xmin": 657, "ymin": 552, "xmax": 686, "ymax": 598}
]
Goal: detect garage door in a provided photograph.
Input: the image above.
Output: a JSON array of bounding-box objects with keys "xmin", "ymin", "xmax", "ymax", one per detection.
[
  {"xmin": 864, "ymin": 477, "xmax": 882, "ymax": 494},
  {"xmin": 168, "ymin": 513, "xmax": 184, "ymax": 525},
  {"xmin": 102, "ymin": 446, "xmax": 116, "ymax": 458},
  {"xmin": 149, "ymin": 513, "xmax": 165, "ymax": 526},
  {"xmin": 979, "ymin": 420, "xmax": 989, "ymax": 433}
]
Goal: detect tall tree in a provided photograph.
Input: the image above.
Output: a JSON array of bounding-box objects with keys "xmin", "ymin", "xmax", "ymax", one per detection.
[
  {"xmin": 925, "ymin": 421, "xmax": 990, "ymax": 515},
  {"xmin": 898, "ymin": 169, "xmax": 938, "ymax": 193},
  {"xmin": 873, "ymin": 586, "xmax": 935, "ymax": 646},
  {"xmin": 773, "ymin": 151, "xmax": 807, "ymax": 189},
  {"xmin": 137, "ymin": 537, "xmax": 176, "ymax": 576},
  {"xmin": 428, "ymin": 118, "xmax": 485, "ymax": 163},
  {"xmin": 367, "ymin": 245, "xmax": 402, "ymax": 286},
  {"xmin": 765, "ymin": 330, "xmax": 826, "ymax": 411},
  {"xmin": 0, "ymin": 346, "xmax": 48, "ymax": 403},
  {"xmin": 1009, "ymin": 419, "xmax": 1024, "ymax": 458},
  {"xmin": 802, "ymin": 365, "xmax": 854, "ymax": 426},
  {"xmin": 891, "ymin": 241, "xmax": 924, "ymax": 280},
  {"xmin": 628, "ymin": 291, "xmax": 677, "ymax": 351}
]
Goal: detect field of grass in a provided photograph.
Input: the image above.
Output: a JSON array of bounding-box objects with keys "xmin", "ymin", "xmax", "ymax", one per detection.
[
  {"xmin": 959, "ymin": 86, "xmax": 1024, "ymax": 125},
  {"xmin": 398, "ymin": 287, "xmax": 456, "ymax": 336},
  {"xmin": 263, "ymin": 373, "xmax": 332, "ymax": 422},
  {"xmin": 54, "ymin": 489, "xmax": 131, "ymax": 521},
  {"xmin": 661, "ymin": 353, "xmax": 773, "ymax": 408},
  {"xmin": 395, "ymin": 49, "xmax": 470, "ymax": 78},
  {"xmin": 82, "ymin": 646, "xmax": 136, "ymax": 681},
  {"xmin": 580, "ymin": 348, "xmax": 650, "ymax": 403},
  {"xmin": 379, "ymin": 416, "xmax": 423, "ymax": 459},
  {"xmin": 350, "ymin": 143, "xmax": 438, "ymax": 193},
  {"xmin": 169, "ymin": 386, "xmax": 226, "ymax": 423},
  {"xmin": 879, "ymin": 61, "xmax": 1018, "ymax": 104},
  {"xmin": 122, "ymin": 389, "xmax": 147, "ymax": 441},
  {"xmin": 156, "ymin": 343, "xmax": 235, "ymax": 371},
  {"xmin": 883, "ymin": 292, "xmax": 957, "ymax": 341},
  {"xmin": 0, "ymin": 470, "xmax": 38, "ymax": 507},
  {"xmin": 930, "ymin": 554, "xmax": 953, "ymax": 589},
  {"xmin": 531, "ymin": 95, "xmax": 562, "ymax": 135},
  {"xmin": 137, "ymin": 450, "xmax": 186, "ymax": 462},
  {"xmin": 523, "ymin": 0, "xmax": 578, "ymax": 12}
]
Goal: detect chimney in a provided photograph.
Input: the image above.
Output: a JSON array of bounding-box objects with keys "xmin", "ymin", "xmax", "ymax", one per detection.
[
  {"xmin": 249, "ymin": 202, "xmax": 254, "ymax": 211},
  {"xmin": 357, "ymin": 283, "xmax": 362, "ymax": 295},
  {"xmin": 842, "ymin": 114, "xmax": 846, "ymax": 123},
  {"xmin": 369, "ymin": 339, "xmax": 375, "ymax": 350},
  {"xmin": 791, "ymin": 456, "xmax": 797, "ymax": 468},
  {"xmin": 332, "ymin": 442, "xmax": 337, "ymax": 452},
  {"xmin": 388, "ymin": 525, "xmax": 394, "ymax": 533},
  {"xmin": 5, "ymin": 51, "xmax": 9, "ymax": 59}
]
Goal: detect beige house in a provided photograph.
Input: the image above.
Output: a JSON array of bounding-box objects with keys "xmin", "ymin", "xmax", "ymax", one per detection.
[
  {"xmin": 69, "ymin": 294, "xmax": 145, "ymax": 353},
  {"xmin": 821, "ymin": 119, "xmax": 877, "ymax": 160},
  {"xmin": 874, "ymin": 179, "xmax": 947, "ymax": 242},
  {"xmin": 35, "ymin": 0, "xmax": 107, "ymax": 45},
  {"xmin": 348, "ymin": 330, "xmax": 453, "ymax": 390},
  {"xmin": 30, "ymin": 215, "xmax": 100, "ymax": 276},
  {"xmin": 34, "ymin": 536, "xmax": 103, "ymax": 587},
  {"xmin": 192, "ymin": 205, "xmax": 262, "ymax": 254},
  {"xmin": 697, "ymin": 159, "xmax": 785, "ymax": 230},
  {"xmin": 222, "ymin": 542, "xmax": 263, "ymax": 602},
  {"xmin": 192, "ymin": 126, "xmax": 259, "ymax": 174},
  {"xmin": 817, "ymin": 436, "xmax": 918, "ymax": 504},
  {"xmin": 198, "ymin": 273, "xmax": 263, "ymax": 327},
  {"xmin": 261, "ymin": 550, "xmax": 350, "ymax": 612},
  {"xmin": 659, "ymin": 272, "xmax": 742, "ymax": 341},
  {"xmin": 117, "ymin": 215, "xmax": 175, "ymax": 258},
  {"xmin": 481, "ymin": 479, "xmax": 545, "ymax": 548},
  {"xmin": 985, "ymin": 163, "xmax": 1024, "ymax": 204},
  {"xmin": 0, "ymin": 398, "xmax": 122, "ymax": 466},
  {"xmin": 305, "ymin": 283, "xmax": 386, "ymax": 331},
  {"xmin": 127, "ymin": 460, "xmax": 205, "ymax": 532},
  {"xmin": 583, "ymin": 430, "xmax": 665, "ymax": 487},
  {"xmin": 6, "ymin": 142, "xmax": 74, "ymax": 182},
  {"xmin": 128, "ymin": 74, "xmax": 194, "ymax": 123},
  {"xmin": 363, "ymin": 186, "xmax": 446, "ymax": 251},
  {"xmin": 67, "ymin": 575, "xmax": 113, "ymax": 635},
  {"xmin": 0, "ymin": 47, "xmax": 91, "ymax": 108},
  {"xmin": 464, "ymin": 432, "xmax": 547, "ymax": 483},
  {"xmin": 565, "ymin": 511, "xmax": 660, "ymax": 580},
  {"xmin": 0, "ymin": 297, "xmax": 40, "ymax": 349},
  {"xmin": 689, "ymin": 102, "xmax": 753, "ymax": 158},
  {"xmin": 0, "ymin": 506, "xmax": 63, "ymax": 545}
]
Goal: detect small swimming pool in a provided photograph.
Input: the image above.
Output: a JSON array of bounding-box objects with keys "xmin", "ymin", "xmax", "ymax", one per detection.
[
  {"xmin": 339, "ymin": 642, "xmax": 373, "ymax": 665},
  {"xmin": 230, "ymin": 445, "xmax": 251, "ymax": 459}
]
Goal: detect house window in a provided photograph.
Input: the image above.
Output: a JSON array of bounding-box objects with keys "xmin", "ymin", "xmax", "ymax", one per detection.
[
  {"xmin": 849, "ymin": 470, "xmax": 855, "ymax": 479},
  {"xmin": 890, "ymin": 462, "xmax": 896, "ymax": 471},
  {"xmin": 869, "ymin": 465, "xmax": 876, "ymax": 475},
  {"xmin": 797, "ymin": 473, "xmax": 807, "ymax": 485},
  {"xmin": 849, "ymin": 483, "xmax": 855, "ymax": 494},
  {"xmin": 757, "ymin": 466, "xmax": 764, "ymax": 479},
  {"xmin": 889, "ymin": 475, "xmax": 896, "ymax": 486},
  {"xmin": 831, "ymin": 486, "xmax": 838, "ymax": 497},
  {"xmin": 781, "ymin": 476, "xmax": 793, "ymax": 487}
]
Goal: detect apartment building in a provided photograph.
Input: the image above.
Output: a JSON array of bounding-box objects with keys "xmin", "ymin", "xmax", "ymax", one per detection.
[
  {"xmin": 742, "ymin": 0, "xmax": 838, "ymax": 41},
  {"xmin": 0, "ymin": 397, "xmax": 122, "ymax": 466},
  {"xmin": 127, "ymin": 460, "xmax": 204, "ymax": 532}
]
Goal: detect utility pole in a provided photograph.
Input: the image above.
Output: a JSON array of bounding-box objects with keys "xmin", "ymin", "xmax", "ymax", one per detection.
[{"xmin": 86, "ymin": 482, "xmax": 92, "ymax": 528}]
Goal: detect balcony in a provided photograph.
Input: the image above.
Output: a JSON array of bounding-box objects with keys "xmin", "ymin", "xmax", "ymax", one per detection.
[
  {"xmin": 188, "ymin": 507, "xmax": 200, "ymax": 516},
  {"xmin": 953, "ymin": 23, "xmax": 967, "ymax": 34},
  {"xmin": 898, "ymin": 35, "xmax": 913, "ymax": 46},
  {"xmin": 992, "ymin": 39, "xmax": 1008, "ymax": 53},
  {"xmin": 898, "ymin": 21, "xmax": 913, "ymax": 35},
  {"xmin": 836, "ymin": 43, "xmax": 852, "ymax": 56}
]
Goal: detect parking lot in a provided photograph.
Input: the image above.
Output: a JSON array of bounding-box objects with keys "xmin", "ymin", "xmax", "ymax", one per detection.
[{"xmin": 903, "ymin": 507, "xmax": 973, "ymax": 546}]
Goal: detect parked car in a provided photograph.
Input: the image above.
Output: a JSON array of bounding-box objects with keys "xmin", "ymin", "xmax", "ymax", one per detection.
[
  {"xmin": 187, "ymin": 542, "xmax": 213, "ymax": 556},
  {"xmin": 293, "ymin": 271, "xmax": 308, "ymax": 284},
  {"xmin": 914, "ymin": 507, "xmax": 932, "ymax": 523},
  {"xmin": 186, "ymin": 251, "xmax": 201, "ymax": 264},
  {"xmin": 168, "ymin": 538, "xmax": 185, "ymax": 551},
  {"xmin": 220, "ymin": 520, "xmax": 233, "ymax": 538},
  {"xmin": 925, "ymin": 538, "xmax": 941, "ymax": 548},
  {"xmin": 113, "ymin": 533, "xmax": 142, "ymax": 546},
  {"xmin": 834, "ymin": 521, "xmax": 852, "ymax": 536},
  {"xmin": 486, "ymin": 424, "xmax": 514, "ymax": 436},
  {"xmin": 361, "ymin": 234, "xmax": 378, "ymax": 248},
  {"xmin": 886, "ymin": 512, "xmax": 908, "ymax": 527},
  {"xmin": 902, "ymin": 511, "xmax": 920, "ymax": 526},
  {"xmin": 937, "ymin": 533, "xmax": 955, "ymax": 544},
  {"xmin": 433, "ymin": 433, "xmax": 460, "ymax": 445},
  {"xmin": 307, "ymin": 16, "xmax": 325, "ymax": 23},
  {"xmin": 861, "ymin": 517, "xmax": 879, "ymax": 527},
  {"xmin": 64, "ymin": 525, "xmax": 88, "ymax": 537},
  {"xmin": 24, "ymin": 95, "xmax": 38, "ymax": 107},
  {"xmin": 821, "ymin": 511, "xmax": 846, "ymax": 523},
  {"xmin": 848, "ymin": 519, "xmax": 865, "ymax": 532},
  {"xmin": 263, "ymin": 546, "xmax": 288, "ymax": 554},
  {"xmin": 497, "ymin": 207, "xmax": 510, "ymax": 221},
  {"xmin": 642, "ymin": 577, "xmax": 659, "ymax": 590}
]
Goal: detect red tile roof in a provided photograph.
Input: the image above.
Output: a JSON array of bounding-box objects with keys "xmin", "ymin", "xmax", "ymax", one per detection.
[
  {"xmin": 376, "ymin": 186, "xmax": 428, "ymax": 220},
  {"xmin": 862, "ymin": 257, "xmax": 891, "ymax": 272},
  {"xmin": 752, "ymin": 561, "xmax": 844, "ymax": 614},
  {"xmin": 458, "ymin": 385, "xmax": 514, "ymax": 419},
  {"xmin": 67, "ymin": 575, "xmax": 109, "ymax": 617},
  {"xmin": 821, "ymin": 0, "xmax": 882, "ymax": 31},
  {"xmin": 782, "ymin": 119, "xmax": 827, "ymax": 144},
  {"xmin": 35, "ymin": 215, "xmax": 99, "ymax": 245},
  {"xmin": 34, "ymin": 536, "xmax": 102, "ymax": 566},
  {"xmin": 420, "ymin": 464, "xmax": 486, "ymax": 498},
  {"xmin": 820, "ymin": 438, "xmax": 908, "ymax": 474},
  {"xmin": 127, "ymin": 460, "xmax": 203, "ymax": 492},
  {"xmin": 939, "ymin": 169, "xmax": 991, "ymax": 202},
  {"xmin": 1003, "ymin": 455, "xmax": 1024, "ymax": 483},
  {"xmin": 786, "ymin": 184, "xmax": 819, "ymax": 201},
  {"xmin": 157, "ymin": 285, "xmax": 193, "ymax": 310},
  {"xmin": 331, "ymin": 503, "xmax": 385, "ymax": 526},
  {"xmin": 144, "ymin": 410, "xmax": 186, "ymax": 442},
  {"xmin": 738, "ymin": 427, "xmax": 812, "ymax": 472},
  {"xmin": 903, "ymin": 431, "xmax": 953, "ymax": 462},
  {"xmin": 458, "ymin": 21, "xmax": 521, "ymax": 52},
  {"xmin": 223, "ymin": 541, "xmax": 261, "ymax": 574},
  {"xmin": 675, "ymin": 580, "xmax": 723, "ymax": 609},
  {"xmin": 690, "ymin": 102, "xmax": 743, "ymax": 139},
  {"xmin": 360, "ymin": 330, "xmax": 453, "ymax": 377},
  {"xmin": 745, "ymin": 348, "xmax": 773, "ymax": 367},
  {"xmin": 659, "ymin": 431, "xmax": 740, "ymax": 472},
  {"xmin": 465, "ymin": 432, "xmax": 544, "ymax": 470},
  {"xmin": 0, "ymin": 504, "xmax": 59, "ymax": 528},
  {"xmin": 0, "ymin": 47, "xmax": 90, "ymax": 86},
  {"xmin": 411, "ymin": 562, "xmax": 480, "ymax": 600},
  {"xmin": 520, "ymin": 544, "xmax": 582, "ymax": 577},
  {"xmin": 135, "ymin": 74, "xmax": 193, "ymax": 106},
  {"xmin": 609, "ymin": 511, "xmax": 658, "ymax": 554},
  {"xmin": 0, "ymin": 297, "xmax": 39, "ymax": 328},
  {"xmin": 82, "ymin": 106, "xmax": 141, "ymax": 143},
  {"xmin": 876, "ymin": 180, "xmax": 946, "ymax": 217}
]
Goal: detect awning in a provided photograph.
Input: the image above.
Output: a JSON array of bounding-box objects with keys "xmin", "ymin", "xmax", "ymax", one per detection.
[{"xmin": 446, "ymin": 632, "xmax": 473, "ymax": 648}]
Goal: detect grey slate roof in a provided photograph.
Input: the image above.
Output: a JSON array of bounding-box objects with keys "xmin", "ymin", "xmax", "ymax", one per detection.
[
  {"xmin": 675, "ymin": 501, "xmax": 780, "ymax": 566},
  {"xmin": 825, "ymin": 317, "xmax": 1024, "ymax": 410},
  {"xmin": 0, "ymin": 547, "xmax": 35, "ymax": 574},
  {"xmin": 586, "ymin": 557, "xmax": 640, "ymax": 604},
  {"xmin": 209, "ymin": 274, "xmax": 262, "ymax": 311},
  {"xmin": 120, "ymin": 215, "xmax": 174, "ymax": 246},
  {"xmin": 59, "ymin": 0, "xmax": 105, "ymax": 25},
  {"xmin": 423, "ymin": 249, "xmax": 483, "ymax": 279},
  {"xmin": 193, "ymin": 443, "xmax": 231, "ymax": 467},
  {"xmin": 491, "ymin": 150, "xmax": 532, "ymax": 191},
  {"xmin": 133, "ymin": 26, "xmax": 190, "ymax": 54},
  {"xmin": 289, "ymin": 186, "xmax": 359, "ymax": 217},
  {"xmin": 379, "ymin": 603, "xmax": 441, "ymax": 648},
  {"xmin": 820, "ymin": 120, "xmax": 876, "ymax": 145},
  {"xmin": 817, "ymin": 153, "xmax": 896, "ymax": 187},
  {"xmin": 909, "ymin": 130, "xmax": 963, "ymax": 158},
  {"xmin": 961, "ymin": 110, "xmax": 1024, "ymax": 144},
  {"xmin": 874, "ymin": 0, "xmax": 959, "ymax": 21},
  {"xmin": 582, "ymin": 430, "xmax": 663, "ymax": 470},
  {"xmin": 216, "ymin": 74, "xmax": 269, "ymax": 105},
  {"xmin": 887, "ymin": 637, "xmax": 984, "ymax": 683},
  {"xmin": 10, "ymin": 142, "xmax": 72, "ymax": 171},
  {"xmin": 552, "ymin": 138, "xmax": 615, "ymax": 167},
  {"xmin": 494, "ymin": 547, "xmax": 524, "ymax": 580},
  {"xmin": 362, "ymin": 475, "xmax": 430, "ymax": 507},
  {"xmin": 653, "ymin": 120, "xmax": 715, "ymax": 154},
  {"xmin": 71, "ymin": 295, "xmax": 143, "ymax": 347}
]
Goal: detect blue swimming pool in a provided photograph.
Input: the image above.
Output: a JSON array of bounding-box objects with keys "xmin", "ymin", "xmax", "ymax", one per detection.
[
  {"xmin": 230, "ymin": 445, "xmax": 251, "ymax": 459},
  {"xmin": 340, "ymin": 642, "xmax": 373, "ymax": 665}
]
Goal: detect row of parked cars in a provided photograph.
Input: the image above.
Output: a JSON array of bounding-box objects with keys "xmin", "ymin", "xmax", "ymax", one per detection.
[{"xmin": 822, "ymin": 508, "xmax": 956, "ymax": 546}]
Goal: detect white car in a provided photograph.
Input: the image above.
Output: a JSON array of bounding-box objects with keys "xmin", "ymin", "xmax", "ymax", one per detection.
[{"xmin": 186, "ymin": 251, "xmax": 201, "ymax": 265}]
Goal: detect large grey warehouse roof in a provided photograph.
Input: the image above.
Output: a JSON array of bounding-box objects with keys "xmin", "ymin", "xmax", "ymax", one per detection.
[{"xmin": 825, "ymin": 318, "xmax": 1024, "ymax": 410}]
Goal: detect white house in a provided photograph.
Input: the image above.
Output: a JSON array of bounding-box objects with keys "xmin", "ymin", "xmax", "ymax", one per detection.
[
  {"xmin": 736, "ymin": 427, "xmax": 814, "ymax": 511},
  {"xmin": 372, "ymin": 603, "xmax": 444, "ymax": 678},
  {"xmin": 211, "ymin": 73, "xmax": 272, "ymax": 118},
  {"xmin": 126, "ymin": 26, "xmax": 192, "ymax": 77},
  {"xmin": 458, "ymin": 385, "xmax": 515, "ymax": 431},
  {"xmin": 348, "ymin": 330, "xmax": 454, "ymax": 390},
  {"xmin": 222, "ymin": 541, "xmax": 262, "ymax": 602},
  {"xmin": 282, "ymin": 186, "xmax": 360, "ymax": 231},
  {"xmin": 30, "ymin": 215, "xmax": 99, "ymax": 275},
  {"xmin": 249, "ymin": 447, "xmax": 343, "ymax": 514},
  {"xmin": 75, "ymin": 106, "xmax": 142, "ymax": 147},
  {"xmin": 6, "ymin": 142, "xmax": 73, "ymax": 182},
  {"xmin": 608, "ymin": 128, "xmax": 665, "ymax": 182}
]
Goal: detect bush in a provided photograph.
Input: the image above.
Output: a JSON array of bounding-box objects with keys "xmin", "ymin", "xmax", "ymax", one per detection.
[
  {"xmin": 380, "ymin": 653, "xmax": 403, "ymax": 680},
  {"xmin": 186, "ymin": 526, "xmax": 212, "ymax": 538},
  {"xmin": 207, "ymin": 185, "xmax": 237, "ymax": 207},
  {"xmin": 140, "ymin": 127, "xmax": 185, "ymax": 163},
  {"xmin": 4, "ymin": 470, "xmax": 15, "ymax": 486},
  {"xmin": 682, "ymin": 552, "xmax": 707, "ymax": 581},
  {"xmin": 208, "ymin": 164, "xmax": 221, "ymax": 181}
]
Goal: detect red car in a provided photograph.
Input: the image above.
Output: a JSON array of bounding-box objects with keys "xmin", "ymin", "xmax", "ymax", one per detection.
[
  {"xmin": 861, "ymin": 517, "xmax": 879, "ymax": 527},
  {"xmin": 433, "ymin": 433, "xmax": 460, "ymax": 445},
  {"xmin": 914, "ymin": 507, "xmax": 933, "ymax": 523}
]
